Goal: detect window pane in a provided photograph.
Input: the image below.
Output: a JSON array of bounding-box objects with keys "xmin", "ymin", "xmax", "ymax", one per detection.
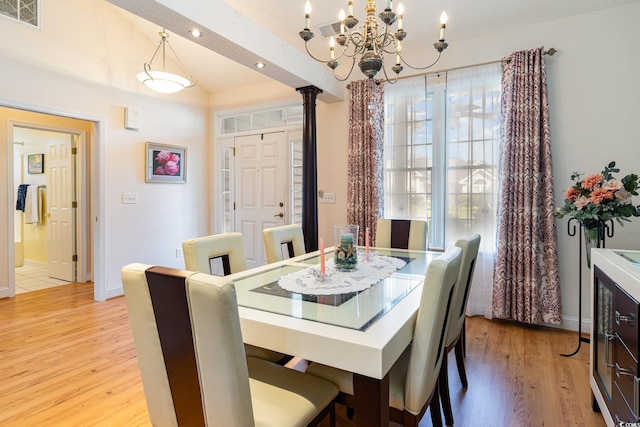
[
  {"xmin": 384, "ymin": 64, "xmax": 500, "ymax": 250},
  {"xmin": 220, "ymin": 147, "xmax": 232, "ymax": 233},
  {"xmin": 291, "ymin": 139, "xmax": 303, "ymax": 224}
]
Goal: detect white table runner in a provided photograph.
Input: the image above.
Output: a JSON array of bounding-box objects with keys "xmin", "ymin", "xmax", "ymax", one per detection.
[{"xmin": 277, "ymin": 254, "xmax": 406, "ymax": 295}]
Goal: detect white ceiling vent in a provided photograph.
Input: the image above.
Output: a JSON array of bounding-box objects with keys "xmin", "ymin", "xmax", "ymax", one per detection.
[
  {"xmin": 0, "ymin": 0, "xmax": 39, "ymax": 26},
  {"xmin": 318, "ymin": 22, "xmax": 341, "ymax": 38}
]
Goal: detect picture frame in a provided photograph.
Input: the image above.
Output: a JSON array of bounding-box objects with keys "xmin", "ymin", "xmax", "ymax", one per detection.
[
  {"xmin": 145, "ymin": 142, "xmax": 187, "ymax": 183},
  {"xmin": 27, "ymin": 154, "xmax": 44, "ymax": 174}
]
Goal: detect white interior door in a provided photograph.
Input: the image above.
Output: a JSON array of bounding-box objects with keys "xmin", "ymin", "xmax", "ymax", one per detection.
[
  {"xmin": 47, "ymin": 135, "xmax": 76, "ymax": 281},
  {"xmin": 235, "ymin": 132, "xmax": 287, "ymax": 269}
]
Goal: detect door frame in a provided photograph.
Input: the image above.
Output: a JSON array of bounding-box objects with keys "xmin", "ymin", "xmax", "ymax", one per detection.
[
  {"xmin": 2, "ymin": 101, "xmax": 106, "ymax": 301},
  {"xmin": 213, "ymin": 128, "xmax": 302, "ymax": 266},
  {"xmin": 9, "ymin": 121, "xmax": 86, "ymax": 285},
  {"xmin": 11, "ymin": 124, "xmax": 85, "ymax": 283}
]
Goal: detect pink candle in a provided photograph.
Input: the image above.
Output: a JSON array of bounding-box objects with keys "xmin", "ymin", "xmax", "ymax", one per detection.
[
  {"xmin": 365, "ymin": 227, "xmax": 370, "ymax": 255},
  {"xmin": 319, "ymin": 237, "xmax": 326, "ymax": 273}
]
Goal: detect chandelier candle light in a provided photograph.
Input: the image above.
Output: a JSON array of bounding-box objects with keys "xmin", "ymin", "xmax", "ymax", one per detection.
[{"xmin": 300, "ymin": 0, "xmax": 449, "ymax": 82}]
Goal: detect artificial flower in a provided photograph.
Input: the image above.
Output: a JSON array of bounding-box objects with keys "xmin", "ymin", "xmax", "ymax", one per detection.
[{"xmin": 555, "ymin": 161, "xmax": 640, "ymax": 228}]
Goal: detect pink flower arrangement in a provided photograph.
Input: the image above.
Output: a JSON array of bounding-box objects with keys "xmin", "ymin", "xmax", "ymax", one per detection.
[
  {"xmin": 153, "ymin": 150, "xmax": 181, "ymax": 176},
  {"xmin": 555, "ymin": 162, "xmax": 640, "ymax": 228}
]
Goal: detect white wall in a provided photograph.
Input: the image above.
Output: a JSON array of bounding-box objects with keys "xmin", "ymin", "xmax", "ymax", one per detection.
[{"xmin": 0, "ymin": 0, "xmax": 210, "ymax": 299}]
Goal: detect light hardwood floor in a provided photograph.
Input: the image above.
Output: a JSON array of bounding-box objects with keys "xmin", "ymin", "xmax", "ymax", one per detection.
[{"xmin": 0, "ymin": 282, "xmax": 605, "ymax": 427}]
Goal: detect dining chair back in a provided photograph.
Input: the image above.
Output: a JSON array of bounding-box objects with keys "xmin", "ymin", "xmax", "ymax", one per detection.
[
  {"xmin": 182, "ymin": 232, "xmax": 286, "ymax": 363},
  {"xmin": 305, "ymin": 246, "xmax": 462, "ymax": 427},
  {"xmin": 121, "ymin": 263, "xmax": 212, "ymax": 426},
  {"xmin": 182, "ymin": 232, "xmax": 246, "ymax": 276},
  {"xmin": 439, "ymin": 233, "xmax": 481, "ymax": 425},
  {"xmin": 121, "ymin": 263, "xmax": 338, "ymax": 427},
  {"xmin": 375, "ymin": 219, "xmax": 428, "ymax": 251},
  {"xmin": 263, "ymin": 224, "xmax": 306, "ymax": 263},
  {"xmin": 398, "ymin": 246, "xmax": 461, "ymax": 423},
  {"xmin": 447, "ymin": 234, "xmax": 481, "ymax": 349}
]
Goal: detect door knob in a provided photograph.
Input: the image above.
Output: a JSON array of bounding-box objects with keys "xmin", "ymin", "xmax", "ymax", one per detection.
[{"xmin": 274, "ymin": 212, "xmax": 284, "ymax": 218}]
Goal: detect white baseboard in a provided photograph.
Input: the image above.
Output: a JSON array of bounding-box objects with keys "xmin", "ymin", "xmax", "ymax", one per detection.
[
  {"xmin": 104, "ymin": 286, "xmax": 124, "ymax": 301},
  {"xmin": 542, "ymin": 315, "xmax": 591, "ymax": 334}
]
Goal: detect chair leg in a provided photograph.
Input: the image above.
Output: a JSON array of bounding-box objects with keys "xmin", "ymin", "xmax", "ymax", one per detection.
[
  {"xmin": 454, "ymin": 339, "xmax": 468, "ymax": 388},
  {"xmin": 462, "ymin": 318, "xmax": 467, "ymax": 357},
  {"xmin": 346, "ymin": 407, "xmax": 355, "ymax": 420},
  {"xmin": 329, "ymin": 402, "xmax": 336, "ymax": 427},
  {"xmin": 430, "ymin": 380, "xmax": 443, "ymax": 427},
  {"xmin": 439, "ymin": 353, "xmax": 454, "ymax": 426}
]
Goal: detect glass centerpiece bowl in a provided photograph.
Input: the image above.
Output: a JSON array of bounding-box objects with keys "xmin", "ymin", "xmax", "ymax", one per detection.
[{"xmin": 334, "ymin": 224, "xmax": 359, "ymax": 272}]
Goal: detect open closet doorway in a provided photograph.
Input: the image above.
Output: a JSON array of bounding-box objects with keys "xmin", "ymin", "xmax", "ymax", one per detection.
[{"xmin": 6, "ymin": 108, "xmax": 94, "ymax": 296}]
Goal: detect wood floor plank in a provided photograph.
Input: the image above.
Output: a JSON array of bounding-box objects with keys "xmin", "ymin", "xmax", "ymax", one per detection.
[{"xmin": 0, "ymin": 284, "xmax": 606, "ymax": 427}]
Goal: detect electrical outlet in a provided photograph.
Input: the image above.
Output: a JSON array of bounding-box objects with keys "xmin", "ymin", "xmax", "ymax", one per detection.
[
  {"xmin": 122, "ymin": 193, "xmax": 137, "ymax": 204},
  {"xmin": 176, "ymin": 248, "xmax": 183, "ymax": 258},
  {"xmin": 319, "ymin": 192, "xmax": 336, "ymax": 204}
]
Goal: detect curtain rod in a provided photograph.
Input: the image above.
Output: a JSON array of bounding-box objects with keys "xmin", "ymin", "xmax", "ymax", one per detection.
[{"xmin": 346, "ymin": 48, "xmax": 557, "ymax": 88}]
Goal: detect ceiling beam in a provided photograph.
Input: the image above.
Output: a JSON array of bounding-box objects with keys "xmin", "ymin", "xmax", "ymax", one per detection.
[{"xmin": 107, "ymin": 0, "xmax": 344, "ymax": 102}]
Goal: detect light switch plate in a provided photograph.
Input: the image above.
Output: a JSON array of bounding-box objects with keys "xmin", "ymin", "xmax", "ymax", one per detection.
[
  {"xmin": 319, "ymin": 192, "xmax": 336, "ymax": 204},
  {"xmin": 122, "ymin": 193, "xmax": 137, "ymax": 204}
]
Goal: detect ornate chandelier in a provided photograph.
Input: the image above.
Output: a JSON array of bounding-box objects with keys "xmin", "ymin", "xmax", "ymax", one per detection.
[
  {"xmin": 299, "ymin": 0, "xmax": 449, "ymax": 82},
  {"xmin": 136, "ymin": 29, "xmax": 197, "ymax": 94}
]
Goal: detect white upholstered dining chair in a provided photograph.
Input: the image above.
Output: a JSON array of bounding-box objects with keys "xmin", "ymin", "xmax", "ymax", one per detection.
[
  {"xmin": 263, "ymin": 224, "xmax": 306, "ymax": 264},
  {"xmin": 182, "ymin": 232, "xmax": 247, "ymax": 276},
  {"xmin": 375, "ymin": 219, "xmax": 428, "ymax": 251},
  {"xmin": 182, "ymin": 232, "xmax": 286, "ymax": 363},
  {"xmin": 438, "ymin": 234, "xmax": 481, "ymax": 426},
  {"xmin": 306, "ymin": 246, "xmax": 462, "ymax": 427},
  {"xmin": 121, "ymin": 263, "xmax": 338, "ymax": 427}
]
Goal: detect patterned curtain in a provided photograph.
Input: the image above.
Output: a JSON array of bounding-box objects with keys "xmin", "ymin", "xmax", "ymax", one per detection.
[
  {"xmin": 492, "ymin": 47, "xmax": 562, "ymax": 324},
  {"xmin": 347, "ymin": 80, "xmax": 384, "ymax": 245}
]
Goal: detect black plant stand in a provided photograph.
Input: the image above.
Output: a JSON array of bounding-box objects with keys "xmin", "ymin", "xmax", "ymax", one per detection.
[{"xmin": 561, "ymin": 218, "xmax": 614, "ymax": 357}]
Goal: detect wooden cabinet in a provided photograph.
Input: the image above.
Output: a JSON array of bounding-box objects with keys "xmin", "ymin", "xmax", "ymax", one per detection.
[{"xmin": 592, "ymin": 250, "xmax": 640, "ymax": 427}]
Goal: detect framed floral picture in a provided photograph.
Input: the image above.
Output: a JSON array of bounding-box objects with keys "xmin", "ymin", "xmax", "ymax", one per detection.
[
  {"xmin": 28, "ymin": 154, "xmax": 44, "ymax": 174},
  {"xmin": 145, "ymin": 142, "xmax": 187, "ymax": 183}
]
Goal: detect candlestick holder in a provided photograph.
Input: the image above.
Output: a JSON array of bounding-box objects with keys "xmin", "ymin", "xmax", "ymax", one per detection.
[{"xmin": 312, "ymin": 268, "xmax": 327, "ymax": 282}]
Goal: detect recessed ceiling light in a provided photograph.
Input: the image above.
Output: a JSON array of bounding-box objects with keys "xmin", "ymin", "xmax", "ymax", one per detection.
[
  {"xmin": 255, "ymin": 62, "xmax": 266, "ymax": 69},
  {"xmin": 189, "ymin": 29, "xmax": 203, "ymax": 38}
]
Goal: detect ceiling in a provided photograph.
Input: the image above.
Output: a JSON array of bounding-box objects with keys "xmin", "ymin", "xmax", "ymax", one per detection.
[{"xmin": 112, "ymin": 0, "xmax": 639, "ymax": 94}]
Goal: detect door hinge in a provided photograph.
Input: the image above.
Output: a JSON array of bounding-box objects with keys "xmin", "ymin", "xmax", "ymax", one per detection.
[
  {"xmin": 72, "ymin": 147, "xmax": 77, "ymax": 155},
  {"xmin": 232, "ymin": 147, "xmax": 235, "ymax": 156},
  {"xmin": 72, "ymin": 201, "xmax": 77, "ymax": 208},
  {"xmin": 233, "ymin": 202, "xmax": 236, "ymax": 210},
  {"xmin": 72, "ymin": 255, "xmax": 78, "ymax": 262}
]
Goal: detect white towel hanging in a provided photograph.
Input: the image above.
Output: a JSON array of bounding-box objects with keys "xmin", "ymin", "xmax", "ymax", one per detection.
[{"xmin": 24, "ymin": 185, "xmax": 41, "ymax": 224}]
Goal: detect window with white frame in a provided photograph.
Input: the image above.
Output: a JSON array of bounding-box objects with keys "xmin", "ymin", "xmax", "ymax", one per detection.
[
  {"xmin": 383, "ymin": 63, "xmax": 501, "ymax": 250},
  {"xmin": 220, "ymin": 147, "xmax": 233, "ymax": 233},
  {"xmin": 219, "ymin": 106, "xmax": 302, "ymax": 135},
  {"xmin": 290, "ymin": 139, "xmax": 303, "ymax": 225}
]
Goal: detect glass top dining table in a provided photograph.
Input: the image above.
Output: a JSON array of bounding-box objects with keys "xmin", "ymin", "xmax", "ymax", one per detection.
[
  {"xmin": 227, "ymin": 246, "xmax": 440, "ymax": 427},
  {"xmin": 231, "ymin": 247, "xmax": 435, "ymax": 331}
]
